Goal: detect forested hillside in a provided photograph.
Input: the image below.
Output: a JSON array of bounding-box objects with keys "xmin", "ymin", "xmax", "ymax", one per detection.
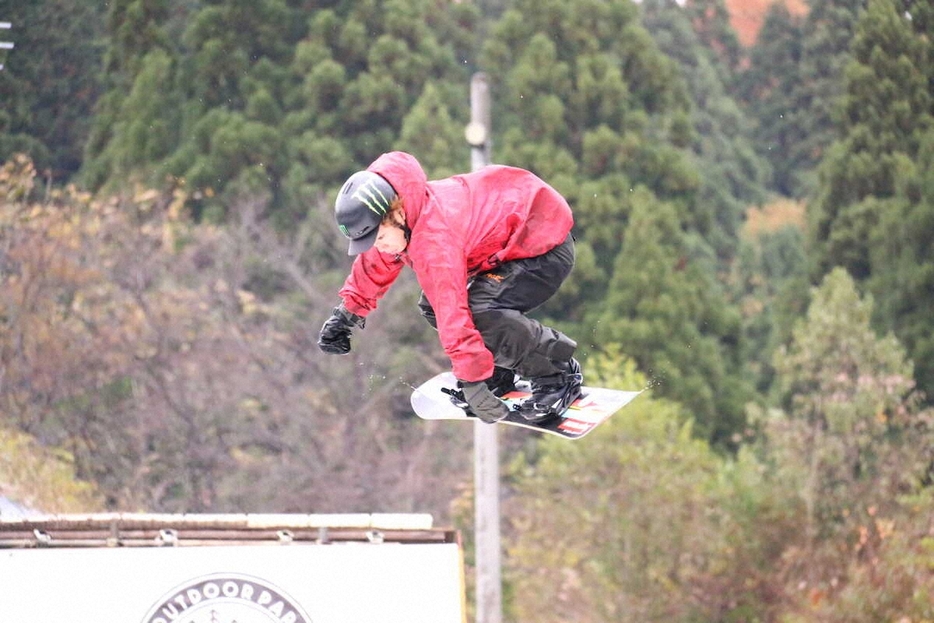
[{"xmin": 1, "ymin": 0, "xmax": 933, "ymax": 620}]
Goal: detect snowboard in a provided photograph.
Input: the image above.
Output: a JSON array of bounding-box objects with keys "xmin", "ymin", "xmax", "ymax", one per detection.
[{"xmin": 410, "ymin": 371, "xmax": 643, "ymax": 440}]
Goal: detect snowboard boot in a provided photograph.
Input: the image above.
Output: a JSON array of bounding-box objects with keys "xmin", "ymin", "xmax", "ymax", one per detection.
[
  {"xmin": 518, "ymin": 358, "xmax": 583, "ymax": 423},
  {"xmin": 486, "ymin": 366, "xmax": 518, "ymax": 397}
]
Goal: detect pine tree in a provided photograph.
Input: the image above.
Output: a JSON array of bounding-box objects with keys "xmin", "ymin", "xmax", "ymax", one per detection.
[
  {"xmin": 787, "ymin": 0, "xmax": 865, "ymax": 196},
  {"xmin": 0, "ymin": 0, "xmax": 106, "ymax": 180},
  {"xmin": 734, "ymin": 0, "xmax": 867, "ymax": 199},
  {"xmin": 482, "ymin": 0, "xmax": 694, "ymax": 284},
  {"xmin": 734, "ymin": 199, "xmax": 810, "ymax": 394},
  {"xmin": 683, "ymin": 0, "xmax": 745, "ymax": 75},
  {"xmin": 810, "ymin": 0, "xmax": 931, "ymax": 275},
  {"xmin": 765, "ymin": 268, "xmax": 925, "ymax": 576},
  {"xmin": 594, "ymin": 192, "xmax": 751, "ymax": 446},
  {"xmin": 82, "ymin": 0, "xmax": 186, "ymax": 189},
  {"xmin": 641, "ymin": 0, "xmax": 770, "ymax": 262},
  {"xmin": 394, "ymin": 82, "xmax": 469, "ymax": 180},
  {"xmin": 82, "ymin": 0, "xmax": 478, "ymax": 225},
  {"xmin": 507, "ymin": 351, "xmax": 783, "ymax": 620},
  {"xmin": 808, "ymin": 0, "xmax": 934, "ymax": 398},
  {"xmin": 481, "ymin": 0, "xmax": 753, "ymax": 441},
  {"xmin": 85, "ymin": 49, "xmax": 185, "ymax": 190},
  {"xmin": 735, "ymin": 3, "xmax": 806, "ymax": 197},
  {"xmin": 272, "ymin": 0, "xmax": 476, "ymax": 228},
  {"xmin": 868, "ymin": 130, "xmax": 934, "ymax": 399}
]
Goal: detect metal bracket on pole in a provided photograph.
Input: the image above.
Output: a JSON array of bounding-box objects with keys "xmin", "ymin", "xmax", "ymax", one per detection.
[
  {"xmin": 467, "ymin": 73, "xmax": 492, "ymax": 170},
  {"xmin": 0, "ymin": 22, "xmax": 13, "ymax": 71}
]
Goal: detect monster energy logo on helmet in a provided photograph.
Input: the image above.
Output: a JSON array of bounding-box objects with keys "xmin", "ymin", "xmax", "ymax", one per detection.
[
  {"xmin": 354, "ymin": 180, "xmax": 393, "ymax": 215},
  {"xmin": 334, "ymin": 170, "xmax": 398, "ymax": 255}
]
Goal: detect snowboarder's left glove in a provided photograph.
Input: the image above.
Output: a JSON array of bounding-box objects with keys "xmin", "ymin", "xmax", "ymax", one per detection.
[
  {"xmin": 318, "ymin": 304, "xmax": 365, "ymax": 355},
  {"xmin": 458, "ymin": 380, "xmax": 509, "ymax": 424}
]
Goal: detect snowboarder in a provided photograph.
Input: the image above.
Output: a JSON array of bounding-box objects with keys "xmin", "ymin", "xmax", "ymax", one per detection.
[{"xmin": 317, "ymin": 151, "xmax": 582, "ymax": 424}]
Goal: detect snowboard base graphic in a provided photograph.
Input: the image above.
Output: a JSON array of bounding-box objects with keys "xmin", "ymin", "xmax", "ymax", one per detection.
[{"xmin": 411, "ymin": 372, "xmax": 642, "ymax": 440}]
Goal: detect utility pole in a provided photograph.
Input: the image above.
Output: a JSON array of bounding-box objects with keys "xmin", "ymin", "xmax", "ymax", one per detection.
[
  {"xmin": 0, "ymin": 22, "xmax": 12, "ymax": 71},
  {"xmin": 465, "ymin": 72, "xmax": 502, "ymax": 623}
]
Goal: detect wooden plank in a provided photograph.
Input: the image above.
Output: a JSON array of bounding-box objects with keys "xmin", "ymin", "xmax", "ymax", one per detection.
[
  {"xmin": 0, "ymin": 513, "xmax": 458, "ymax": 548},
  {"xmin": 0, "ymin": 512, "xmax": 433, "ymax": 531}
]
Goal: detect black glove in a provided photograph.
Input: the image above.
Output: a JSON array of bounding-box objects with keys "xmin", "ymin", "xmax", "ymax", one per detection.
[
  {"xmin": 459, "ymin": 380, "xmax": 510, "ymax": 424},
  {"xmin": 317, "ymin": 304, "xmax": 365, "ymax": 354}
]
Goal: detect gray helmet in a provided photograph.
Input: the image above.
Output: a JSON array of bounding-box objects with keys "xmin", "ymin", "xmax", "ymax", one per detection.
[{"xmin": 334, "ymin": 170, "xmax": 397, "ymax": 255}]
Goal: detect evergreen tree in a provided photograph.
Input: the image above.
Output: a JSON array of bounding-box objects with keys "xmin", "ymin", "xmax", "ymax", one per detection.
[
  {"xmin": 594, "ymin": 193, "xmax": 751, "ymax": 446},
  {"xmin": 642, "ymin": 0, "xmax": 770, "ymax": 263},
  {"xmin": 507, "ymin": 352, "xmax": 785, "ymax": 620},
  {"xmin": 811, "ymin": 0, "xmax": 932, "ymax": 276},
  {"xmin": 809, "ymin": 0, "xmax": 934, "ymax": 398},
  {"xmin": 683, "ymin": 0, "xmax": 745, "ymax": 76},
  {"xmin": 788, "ymin": 0, "xmax": 866, "ymax": 196},
  {"xmin": 868, "ymin": 130, "xmax": 934, "ymax": 400},
  {"xmin": 283, "ymin": 0, "xmax": 476, "ymax": 185},
  {"xmin": 182, "ymin": 0, "xmax": 295, "ymax": 111},
  {"xmin": 0, "ymin": 0, "xmax": 106, "ymax": 180},
  {"xmin": 735, "ymin": 3, "xmax": 806, "ymax": 197},
  {"xmin": 481, "ymin": 0, "xmax": 695, "ymax": 290},
  {"xmin": 84, "ymin": 48, "xmax": 185, "ymax": 190},
  {"xmin": 481, "ymin": 0, "xmax": 753, "ymax": 441},
  {"xmin": 738, "ymin": 267, "xmax": 934, "ymax": 617},
  {"xmin": 83, "ymin": 0, "xmax": 478, "ymax": 225},
  {"xmin": 394, "ymin": 82, "xmax": 469, "ymax": 180},
  {"xmin": 735, "ymin": 0, "xmax": 866, "ymax": 198},
  {"xmin": 763, "ymin": 268, "xmax": 926, "ymax": 578},
  {"xmin": 734, "ymin": 199, "xmax": 810, "ymax": 394},
  {"xmin": 82, "ymin": 0, "xmax": 189, "ymax": 190}
]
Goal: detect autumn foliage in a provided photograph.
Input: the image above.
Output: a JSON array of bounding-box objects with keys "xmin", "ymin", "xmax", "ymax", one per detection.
[
  {"xmin": 0, "ymin": 154, "xmax": 472, "ymax": 513},
  {"xmin": 724, "ymin": 0, "xmax": 809, "ymax": 46}
]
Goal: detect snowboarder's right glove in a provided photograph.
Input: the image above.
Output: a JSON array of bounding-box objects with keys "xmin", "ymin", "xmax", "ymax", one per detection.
[
  {"xmin": 317, "ymin": 304, "xmax": 365, "ymax": 355},
  {"xmin": 458, "ymin": 380, "xmax": 510, "ymax": 424}
]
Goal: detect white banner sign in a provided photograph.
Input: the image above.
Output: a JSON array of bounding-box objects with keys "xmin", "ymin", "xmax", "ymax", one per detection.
[{"xmin": 0, "ymin": 542, "xmax": 465, "ymax": 623}]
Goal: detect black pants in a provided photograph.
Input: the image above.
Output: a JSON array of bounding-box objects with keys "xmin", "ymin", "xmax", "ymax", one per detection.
[{"xmin": 418, "ymin": 234, "xmax": 577, "ymax": 379}]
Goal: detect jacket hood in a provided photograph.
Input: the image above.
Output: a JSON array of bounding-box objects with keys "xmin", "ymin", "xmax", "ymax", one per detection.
[{"xmin": 366, "ymin": 151, "xmax": 428, "ymax": 225}]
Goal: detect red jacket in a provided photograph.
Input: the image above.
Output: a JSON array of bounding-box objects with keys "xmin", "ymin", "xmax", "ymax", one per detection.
[{"xmin": 339, "ymin": 152, "xmax": 574, "ymax": 382}]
